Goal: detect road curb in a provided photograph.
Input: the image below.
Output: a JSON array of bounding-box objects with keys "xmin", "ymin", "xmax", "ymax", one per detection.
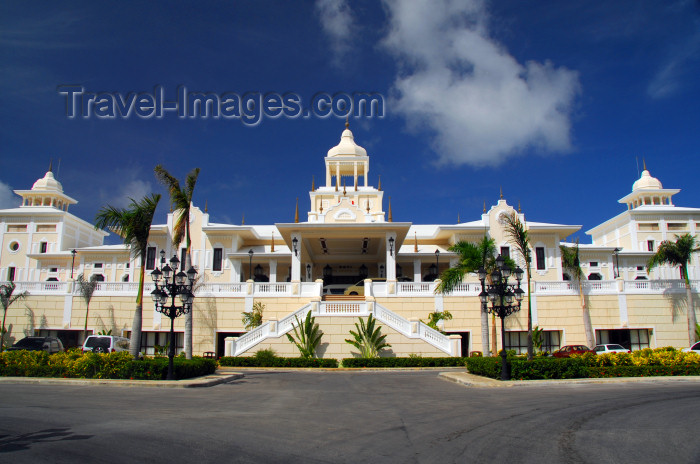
[
  {"xmin": 439, "ymin": 371, "xmax": 700, "ymax": 388},
  {"xmin": 0, "ymin": 371, "xmax": 245, "ymax": 388}
]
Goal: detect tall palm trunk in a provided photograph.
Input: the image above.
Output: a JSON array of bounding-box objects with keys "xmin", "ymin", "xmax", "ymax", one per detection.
[
  {"xmin": 579, "ymin": 280, "xmax": 594, "ymax": 348},
  {"xmin": 130, "ymin": 257, "xmax": 146, "ymax": 357},
  {"xmin": 480, "ymin": 306, "xmax": 490, "ymax": 356},
  {"xmin": 684, "ymin": 266, "xmax": 698, "ymax": 344},
  {"xmin": 526, "ymin": 268, "xmax": 533, "ymax": 360},
  {"xmin": 184, "ymin": 222, "xmax": 193, "ymax": 359},
  {"xmin": 491, "ymin": 312, "xmax": 498, "ymax": 355}
]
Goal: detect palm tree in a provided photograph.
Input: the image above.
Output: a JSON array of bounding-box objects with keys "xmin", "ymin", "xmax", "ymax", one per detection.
[
  {"xmin": 436, "ymin": 236, "xmax": 497, "ymax": 356},
  {"xmin": 647, "ymin": 233, "xmax": 700, "ymax": 345},
  {"xmin": 155, "ymin": 165, "xmax": 200, "ymax": 359},
  {"xmin": 560, "ymin": 240, "xmax": 595, "ymax": 348},
  {"xmin": 0, "ymin": 282, "xmax": 28, "ymax": 352},
  {"xmin": 95, "ymin": 194, "xmax": 161, "ymax": 358},
  {"xmin": 502, "ymin": 212, "xmax": 534, "ymax": 360},
  {"xmin": 76, "ymin": 273, "xmax": 98, "ymax": 340}
]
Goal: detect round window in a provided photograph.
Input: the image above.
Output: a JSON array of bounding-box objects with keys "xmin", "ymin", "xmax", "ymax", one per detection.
[{"xmin": 9, "ymin": 241, "xmax": 20, "ymax": 252}]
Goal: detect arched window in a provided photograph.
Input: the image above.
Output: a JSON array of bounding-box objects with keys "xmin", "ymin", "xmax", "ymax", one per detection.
[
  {"xmin": 92, "ymin": 274, "xmax": 105, "ymax": 282},
  {"xmin": 588, "ymin": 273, "xmax": 602, "ymax": 280}
]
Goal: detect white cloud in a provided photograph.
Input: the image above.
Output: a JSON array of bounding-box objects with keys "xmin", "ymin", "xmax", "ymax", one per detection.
[
  {"xmin": 647, "ymin": 29, "xmax": 700, "ymax": 99},
  {"xmin": 112, "ymin": 179, "xmax": 153, "ymax": 208},
  {"xmin": 382, "ymin": 0, "xmax": 581, "ymax": 166},
  {"xmin": 315, "ymin": 0, "xmax": 354, "ymax": 66},
  {"xmin": 0, "ymin": 181, "xmax": 18, "ymax": 209}
]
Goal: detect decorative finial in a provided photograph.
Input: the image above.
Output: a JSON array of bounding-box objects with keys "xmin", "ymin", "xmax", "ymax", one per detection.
[
  {"xmin": 366, "ymin": 200, "xmax": 370, "ymax": 213},
  {"xmin": 388, "ymin": 197, "xmax": 393, "ymax": 222},
  {"xmin": 500, "ymin": 186, "xmax": 503, "ymax": 200},
  {"xmin": 457, "ymin": 213, "xmax": 461, "ymax": 224},
  {"xmin": 204, "ymin": 200, "xmax": 208, "ymax": 213},
  {"xmin": 271, "ymin": 232, "xmax": 275, "ymax": 252},
  {"xmin": 518, "ymin": 200, "xmax": 521, "ymax": 213},
  {"xmin": 342, "ymin": 179, "xmax": 346, "ymax": 196},
  {"xmin": 378, "ymin": 175, "xmax": 382, "ymax": 191},
  {"xmin": 311, "ymin": 175, "xmax": 315, "ymax": 191},
  {"xmin": 241, "ymin": 214, "xmax": 245, "ymax": 225},
  {"xmin": 483, "ymin": 201, "xmax": 486, "ymax": 213},
  {"xmin": 414, "ymin": 232, "xmax": 418, "ymax": 253},
  {"xmin": 643, "ymin": 157, "xmax": 647, "ymax": 171},
  {"xmin": 48, "ymin": 159, "xmax": 53, "ymax": 173},
  {"xmin": 319, "ymin": 203, "xmax": 323, "ymax": 213},
  {"xmin": 345, "ymin": 116, "xmax": 349, "ymax": 130},
  {"xmin": 294, "ymin": 198, "xmax": 299, "ymax": 223}
]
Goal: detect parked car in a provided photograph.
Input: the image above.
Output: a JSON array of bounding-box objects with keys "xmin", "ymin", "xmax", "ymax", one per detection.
[
  {"xmin": 7, "ymin": 336, "xmax": 64, "ymax": 354},
  {"xmin": 322, "ymin": 284, "xmax": 350, "ymax": 296},
  {"xmin": 552, "ymin": 345, "xmax": 595, "ymax": 358},
  {"xmin": 344, "ymin": 278, "xmax": 387, "ymax": 296},
  {"xmin": 682, "ymin": 341, "xmax": 700, "ymax": 354},
  {"xmin": 82, "ymin": 335, "xmax": 130, "ymax": 353},
  {"xmin": 594, "ymin": 344, "xmax": 631, "ymax": 354}
]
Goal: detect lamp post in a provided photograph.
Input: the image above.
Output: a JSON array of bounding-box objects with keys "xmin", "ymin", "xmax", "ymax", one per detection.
[
  {"xmin": 248, "ymin": 249, "xmax": 254, "ymax": 281},
  {"xmin": 150, "ymin": 250, "xmax": 197, "ymax": 381},
  {"xmin": 70, "ymin": 249, "xmax": 77, "ymax": 279},
  {"xmin": 388, "ymin": 236, "xmax": 395, "ymax": 257},
  {"xmin": 478, "ymin": 255, "xmax": 524, "ymax": 381},
  {"xmin": 435, "ymin": 249, "xmax": 440, "ymax": 276},
  {"xmin": 613, "ymin": 248, "xmax": 620, "ymax": 279}
]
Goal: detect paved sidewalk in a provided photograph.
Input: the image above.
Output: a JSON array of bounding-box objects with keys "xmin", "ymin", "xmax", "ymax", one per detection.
[
  {"xmin": 0, "ymin": 368, "xmax": 244, "ymax": 388},
  {"xmin": 439, "ymin": 370, "xmax": 700, "ymax": 387}
]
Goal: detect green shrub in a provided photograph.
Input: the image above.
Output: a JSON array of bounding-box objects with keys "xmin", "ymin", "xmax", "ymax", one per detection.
[
  {"xmin": 510, "ymin": 358, "xmax": 589, "ymax": 380},
  {"xmin": 341, "ymin": 357, "xmax": 467, "ymax": 368},
  {"xmin": 218, "ymin": 356, "xmax": 338, "ymax": 368},
  {"xmin": 464, "ymin": 356, "xmax": 502, "ymax": 379},
  {"xmin": 0, "ymin": 351, "xmax": 216, "ymax": 380}
]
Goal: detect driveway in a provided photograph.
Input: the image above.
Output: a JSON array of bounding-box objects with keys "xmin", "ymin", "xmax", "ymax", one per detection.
[{"xmin": 0, "ymin": 370, "xmax": 698, "ymax": 463}]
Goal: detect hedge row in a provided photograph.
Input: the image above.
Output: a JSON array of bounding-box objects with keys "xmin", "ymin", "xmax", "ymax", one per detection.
[
  {"xmin": 0, "ymin": 350, "xmax": 217, "ymax": 380},
  {"xmin": 341, "ymin": 357, "xmax": 468, "ymax": 368},
  {"xmin": 465, "ymin": 349, "xmax": 700, "ymax": 380},
  {"xmin": 218, "ymin": 356, "xmax": 339, "ymax": 368}
]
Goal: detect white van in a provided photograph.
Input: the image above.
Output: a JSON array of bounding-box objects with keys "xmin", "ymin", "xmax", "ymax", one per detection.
[{"xmin": 82, "ymin": 335, "xmax": 130, "ymax": 353}]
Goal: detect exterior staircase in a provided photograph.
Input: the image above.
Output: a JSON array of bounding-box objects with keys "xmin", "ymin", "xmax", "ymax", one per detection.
[{"xmin": 224, "ymin": 301, "xmax": 460, "ymax": 358}]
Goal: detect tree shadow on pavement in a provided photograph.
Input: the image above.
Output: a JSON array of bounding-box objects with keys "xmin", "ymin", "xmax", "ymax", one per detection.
[{"xmin": 0, "ymin": 427, "xmax": 93, "ymax": 453}]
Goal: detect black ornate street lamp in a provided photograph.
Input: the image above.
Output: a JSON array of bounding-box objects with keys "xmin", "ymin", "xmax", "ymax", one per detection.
[
  {"xmin": 70, "ymin": 249, "xmax": 77, "ymax": 279},
  {"xmin": 150, "ymin": 250, "xmax": 197, "ymax": 381},
  {"xmin": 435, "ymin": 249, "xmax": 440, "ymax": 276},
  {"xmin": 248, "ymin": 249, "xmax": 254, "ymax": 281},
  {"xmin": 478, "ymin": 255, "xmax": 524, "ymax": 381},
  {"xmin": 613, "ymin": 248, "xmax": 620, "ymax": 279}
]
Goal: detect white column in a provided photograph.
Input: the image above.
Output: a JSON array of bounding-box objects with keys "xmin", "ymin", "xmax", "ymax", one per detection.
[
  {"xmin": 335, "ymin": 163, "xmax": 340, "ymax": 190},
  {"xmin": 232, "ymin": 259, "xmax": 241, "ymax": 282},
  {"xmin": 291, "ymin": 233, "xmax": 301, "ymax": 281},
  {"xmin": 269, "ymin": 260, "xmax": 277, "ymax": 283},
  {"xmin": 386, "ymin": 232, "xmax": 396, "ymax": 280},
  {"xmin": 364, "ymin": 162, "xmax": 368, "ymax": 187},
  {"xmin": 414, "ymin": 259, "xmax": 422, "ymax": 282},
  {"xmin": 353, "ymin": 163, "xmax": 358, "ymax": 189},
  {"xmin": 326, "ymin": 162, "xmax": 331, "ymax": 187}
]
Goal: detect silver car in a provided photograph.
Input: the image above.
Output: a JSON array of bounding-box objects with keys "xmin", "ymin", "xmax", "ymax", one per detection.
[
  {"xmin": 682, "ymin": 341, "xmax": 700, "ymax": 354},
  {"xmin": 594, "ymin": 344, "xmax": 630, "ymax": 354}
]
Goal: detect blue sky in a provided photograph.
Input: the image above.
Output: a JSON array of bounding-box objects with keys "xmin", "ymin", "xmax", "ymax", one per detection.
[{"xmin": 1, "ymin": 0, "xmax": 699, "ymax": 245}]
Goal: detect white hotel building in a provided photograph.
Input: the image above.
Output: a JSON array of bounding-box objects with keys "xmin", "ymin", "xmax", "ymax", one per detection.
[{"xmin": 1, "ymin": 126, "xmax": 699, "ymax": 357}]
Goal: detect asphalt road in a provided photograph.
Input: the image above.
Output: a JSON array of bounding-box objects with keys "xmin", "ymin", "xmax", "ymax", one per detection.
[{"xmin": 1, "ymin": 371, "xmax": 698, "ymax": 463}]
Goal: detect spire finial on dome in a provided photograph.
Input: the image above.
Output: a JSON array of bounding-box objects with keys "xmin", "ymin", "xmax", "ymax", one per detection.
[
  {"xmin": 48, "ymin": 159, "xmax": 53, "ymax": 173},
  {"xmin": 457, "ymin": 213, "xmax": 460, "ymax": 224},
  {"xmin": 500, "ymin": 186, "xmax": 503, "ymax": 200},
  {"xmin": 643, "ymin": 157, "xmax": 647, "ymax": 171},
  {"xmin": 378, "ymin": 175, "xmax": 382, "ymax": 191},
  {"xmin": 204, "ymin": 200, "xmax": 208, "ymax": 213},
  {"xmin": 483, "ymin": 201, "xmax": 486, "ymax": 213},
  {"xmin": 294, "ymin": 198, "xmax": 299, "ymax": 223},
  {"xmin": 345, "ymin": 116, "xmax": 349, "ymax": 130},
  {"xmin": 388, "ymin": 197, "xmax": 393, "ymax": 222},
  {"xmin": 518, "ymin": 200, "xmax": 521, "ymax": 213},
  {"xmin": 311, "ymin": 175, "xmax": 315, "ymax": 191},
  {"xmin": 241, "ymin": 214, "xmax": 245, "ymax": 225}
]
